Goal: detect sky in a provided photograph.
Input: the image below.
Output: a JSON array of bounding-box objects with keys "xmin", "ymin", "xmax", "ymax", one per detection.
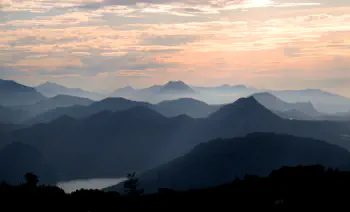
[{"xmin": 1, "ymin": 0, "xmax": 349, "ymax": 96}]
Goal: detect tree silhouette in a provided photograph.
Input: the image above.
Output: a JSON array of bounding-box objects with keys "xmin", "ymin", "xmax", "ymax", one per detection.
[
  {"xmin": 24, "ymin": 172, "xmax": 39, "ymax": 187},
  {"xmin": 123, "ymin": 172, "xmax": 144, "ymax": 197}
]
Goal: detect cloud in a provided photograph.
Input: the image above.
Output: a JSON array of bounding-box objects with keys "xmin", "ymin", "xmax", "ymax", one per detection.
[
  {"xmin": 7, "ymin": 57, "xmax": 84, "ymax": 70},
  {"xmin": 72, "ymin": 51, "xmax": 92, "ymax": 56},
  {"xmin": 97, "ymin": 70, "xmax": 151, "ymax": 78},
  {"xmin": 100, "ymin": 52, "xmax": 128, "ymax": 56},
  {"xmin": 142, "ymin": 35, "xmax": 198, "ymax": 46},
  {"xmin": 1, "ymin": 0, "xmax": 350, "ymax": 97},
  {"xmin": 7, "ymin": 11, "xmax": 103, "ymax": 27},
  {"xmin": 284, "ymin": 47, "xmax": 300, "ymax": 57},
  {"xmin": 1, "ymin": 0, "xmax": 321, "ymax": 17}
]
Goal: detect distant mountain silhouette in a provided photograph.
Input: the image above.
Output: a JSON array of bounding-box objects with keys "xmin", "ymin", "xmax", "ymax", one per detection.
[
  {"xmin": 12, "ymin": 107, "xmax": 201, "ymax": 180},
  {"xmin": 204, "ymin": 97, "xmax": 350, "ymax": 151},
  {"xmin": 0, "ymin": 79, "xmax": 46, "ymax": 106},
  {"xmin": 112, "ymin": 86, "xmax": 138, "ymax": 97},
  {"xmin": 208, "ymin": 96, "xmax": 281, "ymax": 122},
  {"xmin": 194, "ymin": 84, "xmax": 258, "ymax": 93},
  {"xmin": 107, "ymin": 133, "xmax": 350, "ymax": 193},
  {"xmin": 25, "ymin": 97, "xmax": 151, "ymax": 125},
  {"xmin": 112, "ymin": 82, "xmax": 196, "ymax": 97},
  {"xmin": 3, "ymin": 96, "xmax": 350, "ymax": 182},
  {"xmin": 111, "ymin": 81, "xmax": 197, "ymax": 103},
  {"xmin": 0, "ymin": 142, "xmax": 56, "ymax": 185},
  {"xmin": 271, "ymin": 89, "xmax": 350, "ymax": 113},
  {"xmin": 36, "ymin": 82, "xmax": 103, "ymax": 100},
  {"xmin": 15, "ymin": 95, "xmax": 93, "ymax": 118},
  {"xmin": 155, "ymin": 98, "xmax": 220, "ymax": 118},
  {"xmin": 26, "ymin": 97, "xmax": 220, "ymax": 125},
  {"xmin": 252, "ymin": 92, "xmax": 321, "ymax": 118},
  {"xmin": 253, "ymin": 93, "xmax": 350, "ymax": 121},
  {"xmin": 142, "ymin": 85, "xmax": 163, "ymax": 93},
  {"xmin": 89, "ymin": 97, "xmax": 151, "ymax": 112},
  {"xmin": 159, "ymin": 81, "xmax": 195, "ymax": 94}
]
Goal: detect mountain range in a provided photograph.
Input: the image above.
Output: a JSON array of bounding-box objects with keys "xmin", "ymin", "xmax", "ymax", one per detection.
[
  {"xmin": 252, "ymin": 92, "xmax": 321, "ymax": 116},
  {"xmin": 0, "ymin": 78, "xmax": 348, "ymax": 126},
  {"xmin": 36, "ymin": 82, "xmax": 103, "ymax": 101},
  {"xmin": 0, "ymin": 79, "xmax": 46, "ymax": 106},
  {"xmin": 271, "ymin": 89, "xmax": 350, "ymax": 113},
  {"xmin": 25, "ymin": 97, "xmax": 221, "ymax": 125},
  {"xmin": 1, "ymin": 78, "xmax": 349, "ymax": 114},
  {"xmin": 1, "ymin": 78, "xmax": 350, "ymax": 190},
  {"xmin": 106, "ymin": 133, "xmax": 350, "ymax": 193},
  {"xmin": 1, "ymin": 96, "xmax": 349, "ymax": 183},
  {"xmin": 0, "ymin": 95, "xmax": 94, "ymax": 124},
  {"xmin": 112, "ymin": 81, "xmax": 350, "ymax": 113}
]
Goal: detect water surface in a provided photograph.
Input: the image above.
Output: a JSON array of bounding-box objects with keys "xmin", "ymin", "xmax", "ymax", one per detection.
[{"xmin": 57, "ymin": 178, "xmax": 126, "ymax": 193}]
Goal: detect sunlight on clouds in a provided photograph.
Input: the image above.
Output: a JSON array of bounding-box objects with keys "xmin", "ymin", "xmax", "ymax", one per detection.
[
  {"xmin": 72, "ymin": 52, "xmax": 92, "ymax": 56},
  {"xmin": 0, "ymin": 0, "xmax": 349, "ymax": 96},
  {"xmin": 8, "ymin": 57, "xmax": 84, "ymax": 70},
  {"xmin": 100, "ymin": 52, "xmax": 128, "ymax": 56}
]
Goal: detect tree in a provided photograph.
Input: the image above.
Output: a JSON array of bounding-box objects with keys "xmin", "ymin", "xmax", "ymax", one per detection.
[
  {"xmin": 24, "ymin": 172, "xmax": 39, "ymax": 187},
  {"xmin": 123, "ymin": 172, "xmax": 144, "ymax": 197}
]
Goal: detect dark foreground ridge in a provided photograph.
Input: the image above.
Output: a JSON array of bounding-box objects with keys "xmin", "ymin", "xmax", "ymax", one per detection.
[{"xmin": 1, "ymin": 165, "xmax": 350, "ymax": 211}]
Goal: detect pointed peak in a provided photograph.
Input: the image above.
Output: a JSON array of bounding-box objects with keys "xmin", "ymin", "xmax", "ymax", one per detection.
[
  {"xmin": 161, "ymin": 81, "xmax": 195, "ymax": 93},
  {"xmin": 209, "ymin": 96, "xmax": 280, "ymax": 121},
  {"xmin": 220, "ymin": 84, "xmax": 231, "ymax": 88},
  {"xmin": 233, "ymin": 96, "xmax": 260, "ymax": 105},
  {"xmin": 165, "ymin": 80, "xmax": 187, "ymax": 85},
  {"xmin": 42, "ymin": 81, "xmax": 58, "ymax": 86},
  {"xmin": 38, "ymin": 81, "xmax": 64, "ymax": 88},
  {"xmin": 114, "ymin": 86, "xmax": 135, "ymax": 92}
]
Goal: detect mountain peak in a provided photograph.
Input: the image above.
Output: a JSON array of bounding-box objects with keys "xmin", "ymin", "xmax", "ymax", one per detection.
[
  {"xmin": 115, "ymin": 86, "xmax": 135, "ymax": 92},
  {"xmin": 0, "ymin": 79, "xmax": 46, "ymax": 106},
  {"xmin": 39, "ymin": 81, "xmax": 63, "ymax": 87},
  {"xmin": 158, "ymin": 98, "xmax": 207, "ymax": 105},
  {"xmin": 209, "ymin": 96, "xmax": 281, "ymax": 121},
  {"xmin": 0, "ymin": 78, "xmax": 34, "ymax": 91},
  {"xmin": 43, "ymin": 81, "xmax": 58, "ymax": 85},
  {"xmin": 160, "ymin": 81, "xmax": 195, "ymax": 93},
  {"xmin": 252, "ymin": 92, "xmax": 320, "ymax": 116},
  {"xmin": 166, "ymin": 80, "xmax": 186, "ymax": 85}
]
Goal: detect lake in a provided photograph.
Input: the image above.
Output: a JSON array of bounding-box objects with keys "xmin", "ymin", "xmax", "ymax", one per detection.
[{"xmin": 57, "ymin": 178, "xmax": 126, "ymax": 193}]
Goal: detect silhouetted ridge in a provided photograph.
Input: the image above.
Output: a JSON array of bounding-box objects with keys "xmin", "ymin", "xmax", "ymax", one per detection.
[
  {"xmin": 36, "ymin": 81, "xmax": 102, "ymax": 100},
  {"xmin": 155, "ymin": 98, "xmax": 218, "ymax": 118},
  {"xmin": 90, "ymin": 97, "xmax": 151, "ymax": 111},
  {"xmin": 158, "ymin": 98, "xmax": 208, "ymax": 106},
  {"xmin": 26, "ymin": 97, "xmax": 152, "ymax": 125},
  {"xmin": 120, "ymin": 133, "xmax": 350, "ymax": 193},
  {"xmin": 252, "ymin": 92, "xmax": 320, "ymax": 117},
  {"xmin": 49, "ymin": 94, "xmax": 93, "ymax": 102},
  {"xmin": 0, "ymin": 79, "xmax": 46, "ymax": 106},
  {"xmin": 0, "ymin": 79, "xmax": 37, "ymax": 92},
  {"xmin": 170, "ymin": 114, "xmax": 193, "ymax": 120},
  {"xmin": 208, "ymin": 96, "xmax": 281, "ymax": 121},
  {"xmin": 160, "ymin": 81, "xmax": 195, "ymax": 93}
]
